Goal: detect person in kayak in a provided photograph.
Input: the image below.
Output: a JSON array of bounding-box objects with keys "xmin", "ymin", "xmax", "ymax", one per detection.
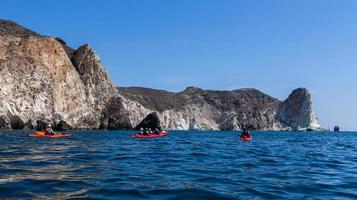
[
  {"xmin": 143, "ymin": 128, "xmax": 149, "ymax": 136},
  {"xmin": 139, "ymin": 127, "xmax": 144, "ymax": 135},
  {"xmin": 154, "ymin": 128, "xmax": 160, "ymax": 134},
  {"xmin": 44, "ymin": 124, "xmax": 54, "ymax": 135},
  {"xmin": 240, "ymin": 128, "xmax": 251, "ymax": 138}
]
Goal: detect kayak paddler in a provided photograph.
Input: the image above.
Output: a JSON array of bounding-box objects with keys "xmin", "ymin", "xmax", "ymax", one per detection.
[
  {"xmin": 44, "ymin": 124, "xmax": 54, "ymax": 135},
  {"xmin": 154, "ymin": 128, "xmax": 160, "ymax": 134},
  {"xmin": 139, "ymin": 127, "xmax": 144, "ymax": 135},
  {"xmin": 240, "ymin": 127, "xmax": 251, "ymax": 138},
  {"xmin": 144, "ymin": 128, "xmax": 149, "ymax": 136}
]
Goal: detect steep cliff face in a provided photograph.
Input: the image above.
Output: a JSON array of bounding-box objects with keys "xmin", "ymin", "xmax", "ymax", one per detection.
[
  {"xmin": 0, "ymin": 19, "xmax": 324, "ymax": 131},
  {"xmin": 70, "ymin": 44, "xmax": 118, "ymax": 128},
  {"xmin": 277, "ymin": 88, "xmax": 323, "ymax": 131},
  {"xmin": 0, "ymin": 20, "xmax": 116, "ymax": 129}
]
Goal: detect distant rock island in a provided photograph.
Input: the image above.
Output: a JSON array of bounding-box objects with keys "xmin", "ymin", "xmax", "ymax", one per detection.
[{"xmin": 0, "ymin": 19, "xmax": 324, "ymax": 131}]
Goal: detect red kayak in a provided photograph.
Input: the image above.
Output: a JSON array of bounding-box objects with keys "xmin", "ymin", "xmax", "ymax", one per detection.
[
  {"xmin": 130, "ymin": 131, "xmax": 168, "ymax": 139},
  {"xmin": 240, "ymin": 137, "xmax": 252, "ymax": 141}
]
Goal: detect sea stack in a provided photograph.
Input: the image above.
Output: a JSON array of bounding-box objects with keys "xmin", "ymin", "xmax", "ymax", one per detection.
[
  {"xmin": 277, "ymin": 88, "xmax": 323, "ymax": 131},
  {"xmin": 334, "ymin": 126, "xmax": 340, "ymax": 132}
]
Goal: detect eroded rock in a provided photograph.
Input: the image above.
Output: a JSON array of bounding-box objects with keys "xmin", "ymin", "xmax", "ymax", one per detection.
[
  {"xmin": 0, "ymin": 115, "xmax": 11, "ymax": 129},
  {"xmin": 102, "ymin": 96, "xmax": 132, "ymax": 130},
  {"xmin": 9, "ymin": 115, "xmax": 25, "ymax": 129},
  {"xmin": 134, "ymin": 112, "xmax": 161, "ymax": 130},
  {"xmin": 55, "ymin": 120, "xmax": 73, "ymax": 131},
  {"xmin": 277, "ymin": 88, "xmax": 323, "ymax": 131},
  {"xmin": 0, "ymin": 19, "xmax": 117, "ymax": 130}
]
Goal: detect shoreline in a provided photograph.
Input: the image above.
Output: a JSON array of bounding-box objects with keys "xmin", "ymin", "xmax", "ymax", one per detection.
[{"xmin": 0, "ymin": 129, "xmax": 353, "ymax": 133}]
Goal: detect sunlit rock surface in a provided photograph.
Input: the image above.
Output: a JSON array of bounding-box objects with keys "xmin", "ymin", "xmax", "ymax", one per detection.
[
  {"xmin": 0, "ymin": 20, "xmax": 116, "ymax": 129},
  {"xmin": 277, "ymin": 88, "xmax": 323, "ymax": 131},
  {"xmin": 0, "ymin": 19, "xmax": 323, "ymax": 131},
  {"xmin": 118, "ymin": 87, "xmax": 323, "ymax": 131}
]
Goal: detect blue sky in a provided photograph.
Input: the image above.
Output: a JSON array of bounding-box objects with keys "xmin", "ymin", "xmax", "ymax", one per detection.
[{"xmin": 2, "ymin": 0, "xmax": 357, "ymax": 130}]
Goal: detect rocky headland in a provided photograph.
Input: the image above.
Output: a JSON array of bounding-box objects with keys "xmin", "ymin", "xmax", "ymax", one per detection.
[{"xmin": 0, "ymin": 19, "xmax": 324, "ymax": 131}]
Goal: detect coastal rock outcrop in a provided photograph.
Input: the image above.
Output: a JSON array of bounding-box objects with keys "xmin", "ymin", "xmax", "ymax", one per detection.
[
  {"xmin": 277, "ymin": 88, "xmax": 323, "ymax": 131},
  {"xmin": 119, "ymin": 87, "xmax": 323, "ymax": 131},
  {"xmin": 0, "ymin": 19, "xmax": 324, "ymax": 131},
  {"xmin": 0, "ymin": 115, "xmax": 11, "ymax": 130},
  {"xmin": 134, "ymin": 112, "xmax": 161, "ymax": 130},
  {"xmin": 101, "ymin": 96, "xmax": 132, "ymax": 130},
  {"xmin": 0, "ymin": 19, "xmax": 116, "ymax": 129}
]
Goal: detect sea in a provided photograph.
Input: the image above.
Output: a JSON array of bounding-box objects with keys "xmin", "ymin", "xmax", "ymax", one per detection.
[{"xmin": 0, "ymin": 131, "xmax": 356, "ymax": 199}]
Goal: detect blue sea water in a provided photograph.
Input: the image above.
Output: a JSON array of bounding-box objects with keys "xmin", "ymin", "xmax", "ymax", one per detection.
[{"xmin": 0, "ymin": 131, "xmax": 356, "ymax": 200}]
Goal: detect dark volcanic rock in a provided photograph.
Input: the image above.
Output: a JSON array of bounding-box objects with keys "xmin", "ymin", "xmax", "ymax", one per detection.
[
  {"xmin": 102, "ymin": 96, "xmax": 133, "ymax": 130},
  {"xmin": 180, "ymin": 87, "xmax": 280, "ymax": 113},
  {"xmin": 9, "ymin": 115, "xmax": 25, "ymax": 129},
  {"xmin": 334, "ymin": 126, "xmax": 340, "ymax": 132},
  {"xmin": 55, "ymin": 120, "xmax": 73, "ymax": 131},
  {"xmin": 134, "ymin": 112, "xmax": 161, "ymax": 130},
  {"xmin": 0, "ymin": 115, "xmax": 11, "ymax": 130},
  {"xmin": 118, "ymin": 87, "xmax": 188, "ymax": 112},
  {"xmin": 35, "ymin": 120, "xmax": 47, "ymax": 131}
]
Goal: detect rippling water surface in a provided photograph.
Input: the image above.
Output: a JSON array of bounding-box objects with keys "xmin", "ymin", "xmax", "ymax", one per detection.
[{"xmin": 0, "ymin": 131, "xmax": 356, "ymax": 199}]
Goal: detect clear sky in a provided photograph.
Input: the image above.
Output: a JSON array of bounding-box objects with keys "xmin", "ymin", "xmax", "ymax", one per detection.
[{"xmin": 2, "ymin": 0, "xmax": 357, "ymax": 130}]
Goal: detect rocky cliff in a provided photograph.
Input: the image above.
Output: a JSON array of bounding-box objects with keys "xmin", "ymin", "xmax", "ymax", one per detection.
[
  {"xmin": 0, "ymin": 19, "xmax": 324, "ymax": 131},
  {"xmin": 118, "ymin": 87, "xmax": 323, "ymax": 131},
  {"xmin": 277, "ymin": 88, "xmax": 323, "ymax": 131},
  {"xmin": 0, "ymin": 19, "xmax": 117, "ymax": 129}
]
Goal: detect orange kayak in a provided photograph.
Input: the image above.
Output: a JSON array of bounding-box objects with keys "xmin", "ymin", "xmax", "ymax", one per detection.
[{"xmin": 29, "ymin": 131, "xmax": 72, "ymax": 138}]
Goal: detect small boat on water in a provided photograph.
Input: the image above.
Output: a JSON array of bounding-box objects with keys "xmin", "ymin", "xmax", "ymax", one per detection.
[
  {"xmin": 130, "ymin": 131, "xmax": 168, "ymax": 139},
  {"xmin": 29, "ymin": 131, "xmax": 72, "ymax": 138}
]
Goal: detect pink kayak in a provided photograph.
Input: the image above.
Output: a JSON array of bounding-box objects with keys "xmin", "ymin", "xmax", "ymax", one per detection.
[{"xmin": 130, "ymin": 131, "xmax": 168, "ymax": 139}]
